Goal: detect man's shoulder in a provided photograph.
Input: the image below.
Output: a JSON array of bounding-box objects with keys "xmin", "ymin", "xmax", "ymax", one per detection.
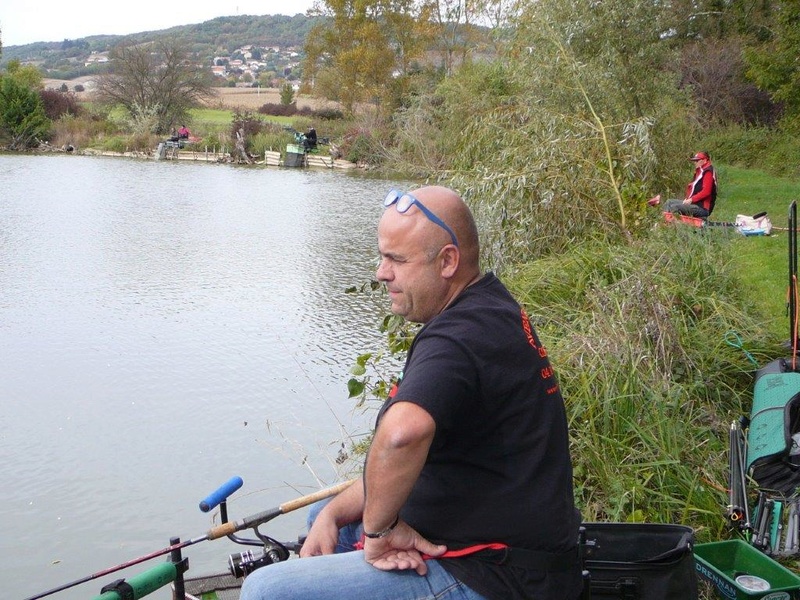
[{"xmin": 458, "ymin": 272, "xmax": 517, "ymax": 307}]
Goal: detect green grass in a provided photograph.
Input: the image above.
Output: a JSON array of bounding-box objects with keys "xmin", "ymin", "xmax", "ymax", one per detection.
[
  {"xmin": 714, "ymin": 165, "xmax": 800, "ymax": 341},
  {"xmin": 189, "ymin": 108, "xmax": 235, "ymax": 126},
  {"xmin": 714, "ymin": 165, "xmax": 799, "ymax": 227},
  {"xmin": 505, "ymin": 225, "xmax": 770, "ymax": 538}
]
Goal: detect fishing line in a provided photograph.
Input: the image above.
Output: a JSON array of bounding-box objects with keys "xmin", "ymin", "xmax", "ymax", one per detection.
[{"xmin": 266, "ymin": 322, "xmax": 371, "ymax": 480}]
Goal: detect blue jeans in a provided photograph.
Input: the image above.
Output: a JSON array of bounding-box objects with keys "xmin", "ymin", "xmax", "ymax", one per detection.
[
  {"xmin": 663, "ymin": 198, "xmax": 709, "ymax": 218},
  {"xmin": 239, "ymin": 500, "xmax": 488, "ymax": 600},
  {"xmin": 239, "ymin": 551, "xmax": 487, "ymax": 600}
]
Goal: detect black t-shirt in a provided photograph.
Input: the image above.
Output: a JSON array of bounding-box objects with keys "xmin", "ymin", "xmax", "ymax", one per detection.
[{"xmin": 376, "ymin": 273, "xmax": 581, "ymax": 600}]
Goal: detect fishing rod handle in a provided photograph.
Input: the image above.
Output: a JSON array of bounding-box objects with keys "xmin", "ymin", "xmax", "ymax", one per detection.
[
  {"xmin": 207, "ymin": 521, "xmax": 240, "ymax": 540},
  {"xmin": 205, "ymin": 479, "xmax": 357, "ymax": 540},
  {"xmin": 199, "ymin": 476, "xmax": 244, "ymax": 512},
  {"xmin": 279, "ymin": 479, "xmax": 356, "ymax": 514}
]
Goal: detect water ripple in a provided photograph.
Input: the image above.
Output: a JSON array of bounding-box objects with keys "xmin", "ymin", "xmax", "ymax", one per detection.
[{"xmin": 0, "ymin": 155, "xmax": 413, "ymax": 600}]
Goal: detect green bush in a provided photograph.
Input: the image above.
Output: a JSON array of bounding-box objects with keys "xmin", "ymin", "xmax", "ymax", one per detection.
[
  {"xmin": 343, "ymin": 131, "xmax": 380, "ymax": 164},
  {"xmin": 197, "ymin": 131, "xmax": 228, "ymax": 152},
  {"xmin": 249, "ymin": 130, "xmax": 294, "ymax": 157},
  {"xmin": 97, "ymin": 135, "xmax": 130, "ymax": 153},
  {"xmin": 0, "ymin": 75, "xmax": 51, "ymax": 149}
]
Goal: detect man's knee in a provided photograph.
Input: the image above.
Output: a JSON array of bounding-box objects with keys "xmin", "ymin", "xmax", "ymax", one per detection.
[{"xmin": 240, "ymin": 562, "xmax": 293, "ymax": 599}]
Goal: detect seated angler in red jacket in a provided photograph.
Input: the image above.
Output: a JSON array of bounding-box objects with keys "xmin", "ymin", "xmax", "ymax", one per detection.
[{"xmin": 662, "ymin": 151, "xmax": 718, "ymax": 218}]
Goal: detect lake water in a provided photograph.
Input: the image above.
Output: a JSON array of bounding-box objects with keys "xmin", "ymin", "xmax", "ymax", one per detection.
[{"xmin": 0, "ymin": 154, "xmax": 406, "ymax": 600}]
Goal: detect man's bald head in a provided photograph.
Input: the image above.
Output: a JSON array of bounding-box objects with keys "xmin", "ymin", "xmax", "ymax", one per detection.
[{"xmin": 376, "ymin": 186, "xmax": 482, "ymax": 323}]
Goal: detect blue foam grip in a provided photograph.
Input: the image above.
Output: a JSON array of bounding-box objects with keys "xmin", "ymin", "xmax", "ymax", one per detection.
[{"xmin": 199, "ymin": 476, "xmax": 243, "ymax": 512}]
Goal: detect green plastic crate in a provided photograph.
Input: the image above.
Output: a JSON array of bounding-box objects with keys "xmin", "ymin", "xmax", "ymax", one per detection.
[{"xmin": 695, "ymin": 540, "xmax": 800, "ymax": 600}]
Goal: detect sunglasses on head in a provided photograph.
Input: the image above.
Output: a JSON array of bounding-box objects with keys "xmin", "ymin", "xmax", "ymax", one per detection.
[{"xmin": 383, "ymin": 190, "xmax": 459, "ymax": 248}]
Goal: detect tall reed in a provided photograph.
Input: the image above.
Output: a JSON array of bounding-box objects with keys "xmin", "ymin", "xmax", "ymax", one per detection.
[{"xmin": 505, "ymin": 225, "xmax": 782, "ymax": 540}]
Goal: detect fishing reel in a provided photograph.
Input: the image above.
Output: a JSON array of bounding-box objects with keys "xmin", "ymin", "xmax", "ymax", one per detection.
[{"xmin": 228, "ymin": 542, "xmax": 290, "ymax": 578}]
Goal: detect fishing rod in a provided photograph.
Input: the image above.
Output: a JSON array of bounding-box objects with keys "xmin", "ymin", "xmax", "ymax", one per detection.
[
  {"xmin": 24, "ymin": 478, "xmax": 355, "ymax": 600},
  {"xmin": 726, "ymin": 419, "xmax": 752, "ymax": 531}
]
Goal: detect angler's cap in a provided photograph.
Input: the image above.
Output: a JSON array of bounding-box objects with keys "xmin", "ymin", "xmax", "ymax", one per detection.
[{"xmin": 689, "ymin": 151, "xmax": 709, "ymax": 161}]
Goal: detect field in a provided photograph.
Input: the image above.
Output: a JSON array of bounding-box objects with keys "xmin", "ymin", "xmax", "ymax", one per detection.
[
  {"xmin": 43, "ymin": 77, "xmax": 336, "ymax": 112},
  {"xmin": 206, "ymin": 87, "xmax": 337, "ymax": 112}
]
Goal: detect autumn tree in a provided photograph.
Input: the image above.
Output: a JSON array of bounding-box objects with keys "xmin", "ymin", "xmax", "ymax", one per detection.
[
  {"xmin": 96, "ymin": 40, "xmax": 215, "ymax": 134},
  {"xmin": 303, "ymin": 0, "xmax": 430, "ymax": 115}
]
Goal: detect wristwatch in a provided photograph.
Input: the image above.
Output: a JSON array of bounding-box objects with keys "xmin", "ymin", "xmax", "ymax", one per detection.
[{"xmin": 364, "ymin": 515, "xmax": 399, "ymax": 539}]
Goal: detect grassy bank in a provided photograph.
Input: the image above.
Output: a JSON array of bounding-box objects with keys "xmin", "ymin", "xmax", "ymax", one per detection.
[
  {"xmin": 715, "ymin": 165, "xmax": 800, "ymax": 341},
  {"xmin": 498, "ymin": 165, "xmax": 799, "ymax": 547}
]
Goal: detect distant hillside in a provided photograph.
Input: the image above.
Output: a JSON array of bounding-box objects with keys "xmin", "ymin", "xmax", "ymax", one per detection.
[{"xmin": 0, "ymin": 14, "xmax": 322, "ymax": 79}]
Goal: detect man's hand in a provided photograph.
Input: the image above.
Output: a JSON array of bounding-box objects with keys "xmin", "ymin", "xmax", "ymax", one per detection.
[
  {"xmin": 299, "ymin": 511, "xmax": 340, "ymax": 557},
  {"xmin": 683, "ymin": 198, "xmax": 692, "ymax": 204},
  {"xmin": 364, "ymin": 520, "xmax": 447, "ymax": 575}
]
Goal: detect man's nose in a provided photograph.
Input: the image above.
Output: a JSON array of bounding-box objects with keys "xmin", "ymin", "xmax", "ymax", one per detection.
[{"xmin": 376, "ymin": 259, "xmax": 391, "ymax": 281}]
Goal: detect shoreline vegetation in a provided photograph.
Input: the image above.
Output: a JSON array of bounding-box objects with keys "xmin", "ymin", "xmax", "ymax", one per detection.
[{"xmin": 25, "ymin": 84, "xmax": 369, "ymax": 167}]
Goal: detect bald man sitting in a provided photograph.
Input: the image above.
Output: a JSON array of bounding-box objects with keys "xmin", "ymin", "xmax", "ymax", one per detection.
[{"xmin": 241, "ymin": 186, "xmax": 583, "ymax": 600}]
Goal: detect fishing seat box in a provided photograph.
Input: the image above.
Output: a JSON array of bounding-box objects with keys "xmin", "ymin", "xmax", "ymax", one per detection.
[
  {"xmin": 662, "ymin": 211, "xmax": 706, "ymax": 228},
  {"xmin": 284, "ymin": 143, "xmax": 306, "ymax": 168},
  {"xmin": 695, "ymin": 539, "xmax": 800, "ymax": 600},
  {"xmin": 580, "ymin": 522, "xmax": 698, "ymax": 600}
]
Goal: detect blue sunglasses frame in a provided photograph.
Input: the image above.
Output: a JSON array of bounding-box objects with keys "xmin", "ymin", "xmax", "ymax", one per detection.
[{"xmin": 383, "ymin": 190, "xmax": 459, "ymax": 248}]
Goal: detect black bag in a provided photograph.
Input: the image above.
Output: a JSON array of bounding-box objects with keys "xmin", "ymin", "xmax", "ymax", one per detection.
[{"xmin": 581, "ymin": 522, "xmax": 698, "ymax": 600}]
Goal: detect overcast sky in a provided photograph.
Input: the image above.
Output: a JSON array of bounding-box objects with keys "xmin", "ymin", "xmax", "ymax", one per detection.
[{"xmin": 0, "ymin": 0, "xmax": 316, "ymax": 47}]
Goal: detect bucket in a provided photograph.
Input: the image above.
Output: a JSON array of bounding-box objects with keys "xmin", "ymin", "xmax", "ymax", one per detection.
[{"xmin": 695, "ymin": 540, "xmax": 800, "ymax": 599}]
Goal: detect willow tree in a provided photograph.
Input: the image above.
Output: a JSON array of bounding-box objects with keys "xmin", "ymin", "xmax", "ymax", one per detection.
[
  {"xmin": 96, "ymin": 40, "xmax": 214, "ymax": 135},
  {"xmin": 410, "ymin": 0, "xmax": 696, "ymax": 269}
]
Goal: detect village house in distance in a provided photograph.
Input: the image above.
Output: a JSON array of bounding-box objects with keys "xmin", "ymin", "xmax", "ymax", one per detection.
[{"xmin": 77, "ymin": 44, "xmax": 303, "ymax": 93}]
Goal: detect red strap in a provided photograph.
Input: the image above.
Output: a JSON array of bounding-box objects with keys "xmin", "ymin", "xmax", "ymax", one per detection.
[
  {"xmin": 423, "ymin": 542, "xmax": 508, "ymax": 560},
  {"xmin": 354, "ymin": 536, "xmax": 507, "ymax": 560}
]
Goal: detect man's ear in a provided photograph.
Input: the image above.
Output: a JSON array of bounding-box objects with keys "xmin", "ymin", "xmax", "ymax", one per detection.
[{"xmin": 439, "ymin": 245, "xmax": 459, "ymax": 278}]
